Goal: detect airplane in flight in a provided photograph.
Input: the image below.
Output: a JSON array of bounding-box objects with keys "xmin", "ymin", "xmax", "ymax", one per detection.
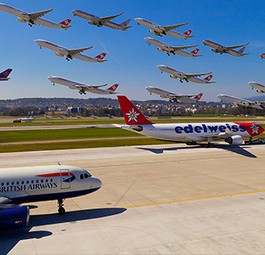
[
  {"xmin": 116, "ymin": 95, "xmax": 264, "ymax": 147},
  {"xmin": 203, "ymin": 40, "xmax": 249, "ymax": 57},
  {"xmin": 157, "ymin": 65, "xmax": 215, "ymax": 84},
  {"xmin": 146, "ymin": 86, "xmax": 203, "ymax": 103},
  {"xmin": 135, "ymin": 18, "xmax": 193, "ymax": 39},
  {"xmin": 0, "ymin": 68, "xmax": 12, "ymax": 81},
  {"xmin": 34, "ymin": 39, "xmax": 107, "ymax": 63},
  {"xmin": 249, "ymin": 81, "xmax": 265, "ymax": 93},
  {"xmin": 0, "ymin": 164, "xmax": 101, "ymax": 229},
  {"xmin": 260, "ymin": 53, "xmax": 265, "ymax": 59},
  {"xmin": 48, "ymin": 76, "xmax": 119, "ymax": 95},
  {"xmin": 144, "ymin": 37, "xmax": 200, "ymax": 57},
  {"xmin": 72, "ymin": 10, "xmax": 131, "ymax": 31},
  {"xmin": 0, "ymin": 3, "xmax": 71, "ymax": 30},
  {"xmin": 217, "ymin": 94, "xmax": 265, "ymax": 110}
]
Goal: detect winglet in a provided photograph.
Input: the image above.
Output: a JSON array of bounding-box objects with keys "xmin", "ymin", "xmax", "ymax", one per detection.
[{"xmin": 117, "ymin": 95, "xmax": 153, "ymax": 125}]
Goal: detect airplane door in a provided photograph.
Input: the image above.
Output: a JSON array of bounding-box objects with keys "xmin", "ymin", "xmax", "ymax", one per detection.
[{"xmin": 60, "ymin": 170, "xmax": 71, "ymax": 189}]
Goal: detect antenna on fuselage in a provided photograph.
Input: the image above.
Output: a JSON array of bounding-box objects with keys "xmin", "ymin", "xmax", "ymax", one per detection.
[{"xmin": 58, "ymin": 162, "xmax": 61, "ymax": 166}]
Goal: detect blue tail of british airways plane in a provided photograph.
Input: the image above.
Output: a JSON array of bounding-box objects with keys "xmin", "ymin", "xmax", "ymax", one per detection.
[{"xmin": 0, "ymin": 68, "xmax": 12, "ymax": 81}]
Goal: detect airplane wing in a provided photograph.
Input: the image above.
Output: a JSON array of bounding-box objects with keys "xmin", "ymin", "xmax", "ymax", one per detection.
[
  {"xmin": 100, "ymin": 12, "xmax": 123, "ymax": 22},
  {"xmin": 163, "ymin": 22, "xmax": 189, "ymax": 32},
  {"xmin": 225, "ymin": 42, "xmax": 249, "ymax": 50},
  {"xmin": 28, "ymin": 9, "xmax": 53, "ymax": 20},
  {"xmin": 90, "ymin": 83, "xmax": 108, "ymax": 88},
  {"xmin": 0, "ymin": 196, "xmax": 12, "ymax": 204},
  {"xmin": 186, "ymin": 72, "xmax": 212, "ymax": 78},
  {"xmin": 67, "ymin": 46, "xmax": 93, "ymax": 55},
  {"xmin": 171, "ymin": 45, "xmax": 197, "ymax": 51}
]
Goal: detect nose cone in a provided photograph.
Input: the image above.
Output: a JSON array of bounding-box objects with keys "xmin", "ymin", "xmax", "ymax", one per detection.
[
  {"xmin": 34, "ymin": 39, "xmax": 44, "ymax": 46},
  {"xmin": 92, "ymin": 177, "xmax": 102, "ymax": 190},
  {"xmin": 134, "ymin": 18, "xmax": 142, "ymax": 23}
]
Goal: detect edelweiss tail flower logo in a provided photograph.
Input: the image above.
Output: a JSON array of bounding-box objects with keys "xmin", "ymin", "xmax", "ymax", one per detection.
[
  {"xmin": 126, "ymin": 108, "xmax": 140, "ymax": 122},
  {"xmin": 250, "ymin": 123, "xmax": 259, "ymax": 134}
]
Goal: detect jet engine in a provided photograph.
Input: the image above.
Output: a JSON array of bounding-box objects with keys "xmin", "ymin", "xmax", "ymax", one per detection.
[
  {"xmin": 170, "ymin": 74, "xmax": 177, "ymax": 79},
  {"xmin": 224, "ymin": 135, "xmax": 243, "ymax": 145},
  {"xmin": 157, "ymin": 47, "xmax": 164, "ymax": 52},
  {"xmin": 0, "ymin": 205, "xmax": 29, "ymax": 229},
  {"xmin": 17, "ymin": 17, "xmax": 27, "ymax": 23},
  {"xmin": 55, "ymin": 48, "xmax": 68, "ymax": 57}
]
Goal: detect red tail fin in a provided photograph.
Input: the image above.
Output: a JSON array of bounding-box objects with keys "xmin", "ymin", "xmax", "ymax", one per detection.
[
  {"xmin": 204, "ymin": 74, "xmax": 213, "ymax": 81},
  {"xmin": 107, "ymin": 83, "xmax": 119, "ymax": 91},
  {"xmin": 60, "ymin": 19, "xmax": 72, "ymax": 26},
  {"xmin": 191, "ymin": 48, "xmax": 199, "ymax": 55},
  {"xmin": 194, "ymin": 93, "xmax": 203, "ymax": 101},
  {"xmin": 95, "ymin": 52, "xmax": 107, "ymax": 60},
  {"xmin": 117, "ymin": 96, "xmax": 153, "ymax": 125},
  {"xmin": 183, "ymin": 29, "xmax": 192, "ymax": 37}
]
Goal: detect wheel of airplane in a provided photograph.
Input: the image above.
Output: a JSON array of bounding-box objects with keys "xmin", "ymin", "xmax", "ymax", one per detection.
[{"xmin": 58, "ymin": 207, "xmax": 66, "ymax": 215}]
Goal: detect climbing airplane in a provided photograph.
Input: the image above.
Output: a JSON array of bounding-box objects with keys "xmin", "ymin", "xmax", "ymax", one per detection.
[
  {"xmin": 146, "ymin": 86, "xmax": 203, "ymax": 103},
  {"xmin": 144, "ymin": 37, "xmax": 200, "ymax": 57},
  {"xmin": 72, "ymin": 10, "xmax": 131, "ymax": 31},
  {"xmin": 135, "ymin": 18, "xmax": 193, "ymax": 39},
  {"xmin": 115, "ymin": 95, "xmax": 264, "ymax": 147},
  {"xmin": 157, "ymin": 65, "xmax": 215, "ymax": 84},
  {"xmin": 260, "ymin": 53, "xmax": 265, "ymax": 59},
  {"xmin": 249, "ymin": 81, "xmax": 265, "ymax": 93},
  {"xmin": 0, "ymin": 3, "xmax": 71, "ymax": 29},
  {"xmin": 48, "ymin": 76, "xmax": 119, "ymax": 95},
  {"xmin": 0, "ymin": 164, "xmax": 101, "ymax": 229},
  {"xmin": 34, "ymin": 39, "xmax": 107, "ymax": 63},
  {"xmin": 0, "ymin": 68, "xmax": 12, "ymax": 81},
  {"xmin": 217, "ymin": 94, "xmax": 265, "ymax": 110},
  {"xmin": 203, "ymin": 40, "xmax": 249, "ymax": 56}
]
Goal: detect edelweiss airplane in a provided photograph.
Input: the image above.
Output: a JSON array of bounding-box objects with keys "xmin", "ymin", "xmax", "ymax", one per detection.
[
  {"xmin": 217, "ymin": 94, "xmax": 265, "ymax": 110},
  {"xmin": 72, "ymin": 10, "xmax": 131, "ymax": 31},
  {"xmin": 135, "ymin": 18, "xmax": 193, "ymax": 39},
  {"xmin": 157, "ymin": 65, "xmax": 215, "ymax": 84},
  {"xmin": 48, "ymin": 76, "xmax": 119, "ymax": 95},
  {"xmin": 34, "ymin": 39, "xmax": 107, "ymax": 63},
  {"xmin": 146, "ymin": 86, "xmax": 203, "ymax": 103},
  {"xmin": 116, "ymin": 95, "xmax": 264, "ymax": 146},
  {"xmin": 144, "ymin": 37, "xmax": 200, "ymax": 57},
  {"xmin": 249, "ymin": 81, "xmax": 265, "ymax": 93},
  {"xmin": 0, "ymin": 3, "xmax": 71, "ymax": 30},
  {"xmin": 0, "ymin": 165, "xmax": 101, "ymax": 229},
  {"xmin": 203, "ymin": 40, "xmax": 249, "ymax": 57},
  {"xmin": 0, "ymin": 68, "xmax": 12, "ymax": 81}
]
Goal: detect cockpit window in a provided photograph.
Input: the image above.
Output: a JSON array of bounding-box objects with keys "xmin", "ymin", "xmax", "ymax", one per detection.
[
  {"xmin": 80, "ymin": 174, "xmax": 84, "ymax": 180},
  {"xmin": 84, "ymin": 173, "xmax": 92, "ymax": 178}
]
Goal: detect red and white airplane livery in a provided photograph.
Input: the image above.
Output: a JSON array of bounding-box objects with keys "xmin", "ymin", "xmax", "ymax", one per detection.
[
  {"xmin": 34, "ymin": 39, "xmax": 107, "ymax": 63},
  {"xmin": 0, "ymin": 165, "xmax": 101, "ymax": 229},
  {"xmin": 116, "ymin": 95, "xmax": 264, "ymax": 146}
]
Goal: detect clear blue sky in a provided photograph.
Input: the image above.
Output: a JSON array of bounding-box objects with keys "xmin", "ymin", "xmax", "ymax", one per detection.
[{"xmin": 0, "ymin": 0, "xmax": 265, "ymax": 102}]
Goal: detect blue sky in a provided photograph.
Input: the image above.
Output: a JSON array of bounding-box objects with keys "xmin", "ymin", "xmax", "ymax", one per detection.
[{"xmin": 0, "ymin": 0, "xmax": 265, "ymax": 101}]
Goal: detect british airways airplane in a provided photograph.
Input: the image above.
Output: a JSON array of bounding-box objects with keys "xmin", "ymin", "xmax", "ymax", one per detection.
[
  {"xmin": 0, "ymin": 3, "xmax": 71, "ymax": 29},
  {"xmin": 34, "ymin": 39, "xmax": 107, "ymax": 63},
  {"xmin": 116, "ymin": 95, "xmax": 264, "ymax": 146},
  {"xmin": 0, "ymin": 68, "xmax": 12, "ymax": 81},
  {"xmin": 0, "ymin": 165, "xmax": 101, "ymax": 229}
]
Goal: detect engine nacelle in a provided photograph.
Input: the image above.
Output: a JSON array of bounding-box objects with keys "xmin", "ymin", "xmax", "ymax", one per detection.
[
  {"xmin": 55, "ymin": 48, "xmax": 68, "ymax": 57},
  {"xmin": 157, "ymin": 47, "xmax": 164, "ymax": 52},
  {"xmin": 170, "ymin": 74, "xmax": 177, "ymax": 79},
  {"xmin": 0, "ymin": 205, "xmax": 29, "ymax": 230},
  {"xmin": 17, "ymin": 17, "xmax": 27, "ymax": 23},
  {"xmin": 225, "ymin": 135, "xmax": 243, "ymax": 145}
]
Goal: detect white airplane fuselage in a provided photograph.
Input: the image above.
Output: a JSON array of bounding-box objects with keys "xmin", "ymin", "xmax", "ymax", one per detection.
[
  {"xmin": 0, "ymin": 4, "xmax": 68, "ymax": 29},
  {"xmin": 0, "ymin": 165, "xmax": 101, "ymax": 205},
  {"xmin": 122, "ymin": 122, "xmax": 256, "ymax": 142},
  {"xmin": 249, "ymin": 82, "xmax": 265, "ymax": 93},
  {"xmin": 34, "ymin": 40, "xmax": 101, "ymax": 62}
]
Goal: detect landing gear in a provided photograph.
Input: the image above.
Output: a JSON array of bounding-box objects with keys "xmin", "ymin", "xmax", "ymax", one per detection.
[
  {"xmin": 57, "ymin": 198, "xmax": 66, "ymax": 215},
  {"xmin": 66, "ymin": 55, "xmax": 73, "ymax": 61}
]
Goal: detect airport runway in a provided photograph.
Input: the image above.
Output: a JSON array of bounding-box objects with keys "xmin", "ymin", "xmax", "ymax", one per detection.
[{"xmin": 1, "ymin": 143, "xmax": 265, "ymax": 254}]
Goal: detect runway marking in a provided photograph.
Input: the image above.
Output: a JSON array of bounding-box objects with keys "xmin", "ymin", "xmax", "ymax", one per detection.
[{"xmin": 124, "ymin": 189, "xmax": 265, "ymax": 209}]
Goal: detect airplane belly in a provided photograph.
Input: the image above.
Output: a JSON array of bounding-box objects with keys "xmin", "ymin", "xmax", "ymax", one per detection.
[
  {"xmin": 35, "ymin": 18, "xmax": 59, "ymax": 28},
  {"xmin": 74, "ymin": 53, "xmax": 94, "ymax": 62},
  {"xmin": 166, "ymin": 31, "xmax": 183, "ymax": 39}
]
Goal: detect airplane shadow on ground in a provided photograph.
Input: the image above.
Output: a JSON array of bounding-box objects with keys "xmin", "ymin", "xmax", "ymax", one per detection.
[
  {"xmin": 137, "ymin": 143, "xmax": 257, "ymax": 158},
  {"xmin": 0, "ymin": 207, "xmax": 126, "ymax": 255}
]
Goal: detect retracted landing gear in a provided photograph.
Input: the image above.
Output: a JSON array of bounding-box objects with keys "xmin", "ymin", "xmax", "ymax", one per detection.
[{"xmin": 58, "ymin": 198, "xmax": 66, "ymax": 215}]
